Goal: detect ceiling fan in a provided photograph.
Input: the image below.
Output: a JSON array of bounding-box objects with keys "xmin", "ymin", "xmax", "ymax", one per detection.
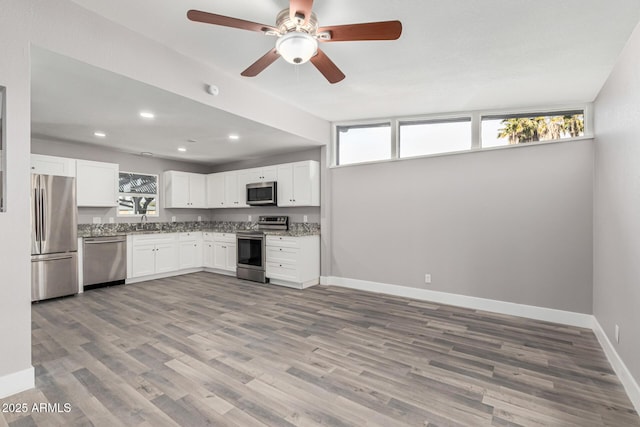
[{"xmin": 187, "ymin": 0, "xmax": 402, "ymax": 84}]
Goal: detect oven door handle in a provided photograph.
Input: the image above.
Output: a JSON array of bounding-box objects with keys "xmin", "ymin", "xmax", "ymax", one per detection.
[{"xmin": 236, "ymin": 236, "xmax": 264, "ymax": 241}]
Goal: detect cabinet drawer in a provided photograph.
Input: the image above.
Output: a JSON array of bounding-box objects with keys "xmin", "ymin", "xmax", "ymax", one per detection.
[
  {"xmin": 266, "ymin": 261, "xmax": 298, "ymax": 282},
  {"xmin": 266, "ymin": 235, "xmax": 299, "ymax": 248},
  {"xmin": 213, "ymin": 233, "xmax": 236, "ymax": 243},
  {"xmin": 132, "ymin": 233, "xmax": 176, "ymax": 245},
  {"xmin": 266, "ymin": 246, "xmax": 298, "ymax": 263},
  {"xmin": 179, "ymin": 232, "xmax": 202, "ymax": 241}
]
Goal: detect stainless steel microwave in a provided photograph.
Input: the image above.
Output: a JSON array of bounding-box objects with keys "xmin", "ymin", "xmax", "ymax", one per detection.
[{"xmin": 246, "ymin": 181, "xmax": 277, "ymax": 206}]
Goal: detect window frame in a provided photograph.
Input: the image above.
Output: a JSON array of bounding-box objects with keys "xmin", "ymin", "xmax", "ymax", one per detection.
[
  {"xmin": 335, "ymin": 120, "xmax": 394, "ymax": 166},
  {"xmin": 398, "ymin": 116, "xmax": 473, "ymax": 159},
  {"xmin": 331, "ymin": 104, "xmax": 592, "ymax": 168},
  {"xmin": 117, "ymin": 171, "xmax": 160, "ymax": 217},
  {"xmin": 480, "ymin": 109, "xmax": 586, "ymax": 148}
]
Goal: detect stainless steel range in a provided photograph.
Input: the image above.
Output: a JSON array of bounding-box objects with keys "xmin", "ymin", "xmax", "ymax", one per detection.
[{"xmin": 236, "ymin": 216, "xmax": 288, "ymax": 283}]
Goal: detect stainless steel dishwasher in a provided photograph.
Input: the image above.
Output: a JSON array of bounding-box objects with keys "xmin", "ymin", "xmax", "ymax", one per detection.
[{"xmin": 83, "ymin": 235, "xmax": 127, "ymax": 289}]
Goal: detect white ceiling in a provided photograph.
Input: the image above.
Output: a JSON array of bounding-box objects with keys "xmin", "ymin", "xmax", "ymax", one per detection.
[
  {"xmin": 32, "ymin": 1, "xmax": 640, "ymax": 164},
  {"xmin": 31, "ymin": 48, "xmax": 321, "ymax": 164}
]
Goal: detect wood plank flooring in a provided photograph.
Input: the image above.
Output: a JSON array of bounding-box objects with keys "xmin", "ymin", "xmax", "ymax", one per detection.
[{"xmin": 1, "ymin": 272, "xmax": 637, "ymax": 426}]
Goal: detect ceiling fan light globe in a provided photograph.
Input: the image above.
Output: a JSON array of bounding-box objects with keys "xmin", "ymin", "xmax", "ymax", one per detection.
[{"xmin": 276, "ymin": 32, "xmax": 318, "ymax": 65}]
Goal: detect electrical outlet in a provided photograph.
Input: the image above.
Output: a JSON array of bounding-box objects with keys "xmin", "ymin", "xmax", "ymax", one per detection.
[
  {"xmin": 108, "ymin": 217, "xmax": 115, "ymax": 224},
  {"xmin": 92, "ymin": 217, "xmax": 101, "ymax": 224},
  {"xmin": 615, "ymin": 324, "xmax": 620, "ymax": 343},
  {"xmin": 303, "ymin": 215, "xmax": 308, "ymax": 223},
  {"xmin": 197, "ymin": 216, "xmax": 202, "ymax": 221},
  {"xmin": 424, "ymin": 273, "xmax": 431, "ymax": 284},
  {"xmin": 171, "ymin": 216, "xmax": 176, "ymax": 223},
  {"xmin": 248, "ymin": 215, "xmax": 252, "ymax": 222}
]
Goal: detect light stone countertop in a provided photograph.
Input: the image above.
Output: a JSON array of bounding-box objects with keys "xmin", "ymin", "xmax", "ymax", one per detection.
[{"xmin": 78, "ymin": 221, "xmax": 320, "ymax": 238}]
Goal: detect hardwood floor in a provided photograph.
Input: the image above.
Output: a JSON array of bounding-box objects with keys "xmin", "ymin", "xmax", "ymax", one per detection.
[{"xmin": 1, "ymin": 272, "xmax": 638, "ymax": 426}]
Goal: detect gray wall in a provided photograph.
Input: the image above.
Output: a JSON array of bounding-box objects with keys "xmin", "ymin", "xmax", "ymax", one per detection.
[
  {"xmin": 32, "ymin": 138, "xmax": 213, "ymax": 224},
  {"xmin": 593, "ymin": 20, "xmax": 640, "ymax": 384},
  {"xmin": 326, "ymin": 141, "xmax": 594, "ymax": 313},
  {"xmin": 0, "ymin": 0, "xmax": 32, "ymax": 388},
  {"xmin": 211, "ymin": 147, "xmax": 321, "ymax": 172}
]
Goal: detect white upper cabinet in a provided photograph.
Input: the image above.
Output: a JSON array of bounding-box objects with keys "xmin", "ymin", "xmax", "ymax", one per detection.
[
  {"xmin": 206, "ymin": 172, "xmax": 225, "ymax": 208},
  {"xmin": 235, "ymin": 170, "xmax": 252, "ymax": 208},
  {"xmin": 244, "ymin": 166, "xmax": 277, "ymax": 184},
  {"xmin": 189, "ymin": 174, "xmax": 206, "ymax": 207},
  {"xmin": 207, "ymin": 171, "xmax": 247, "ymax": 208},
  {"xmin": 76, "ymin": 160, "xmax": 119, "ymax": 207},
  {"xmin": 207, "ymin": 161, "xmax": 319, "ymax": 209},
  {"xmin": 224, "ymin": 171, "xmax": 244, "ymax": 208},
  {"xmin": 31, "ymin": 154, "xmax": 76, "ymax": 177},
  {"xmin": 164, "ymin": 171, "xmax": 206, "ymax": 208},
  {"xmin": 277, "ymin": 160, "xmax": 320, "ymax": 207}
]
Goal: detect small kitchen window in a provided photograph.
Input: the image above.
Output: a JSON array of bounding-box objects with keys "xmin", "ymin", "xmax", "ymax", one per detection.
[
  {"xmin": 118, "ymin": 172, "xmax": 158, "ymax": 217},
  {"xmin": 399, "ymin": 117, "xmax": 472, "ymax": 158}
]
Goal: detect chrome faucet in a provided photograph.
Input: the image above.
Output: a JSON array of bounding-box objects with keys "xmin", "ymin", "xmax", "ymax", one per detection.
[{"xmin": 139, "ymin": 214, "xmax": 148, "ymax": 229}]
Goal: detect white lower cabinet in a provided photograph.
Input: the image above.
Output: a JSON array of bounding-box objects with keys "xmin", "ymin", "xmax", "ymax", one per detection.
[
  {"xmin": 266, "ymin": 235, "xmax": 319, "ymax": 289},
  {"xmin": 178, "ymin": 232, "xmax": 203, "ymax": 269},
  {"xmin": 203, "ymin": 232, "xmax": 236, "ymax": 274},
  {"xmin": 130, "ymin": 234, "xmax": 179, "ymax": 278},
  {"xmin": 203, "ymin": 233, "xmax": 215, "ymax": 268},
  {"xmin": 128, "ymin": 231, "xmax": 319, "ymax": 286}
]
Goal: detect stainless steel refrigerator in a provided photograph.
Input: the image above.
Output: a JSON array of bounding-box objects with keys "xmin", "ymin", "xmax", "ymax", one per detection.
[{"xmin": 31, "ymin": 174, "xmax": 78, "ymax": 301}]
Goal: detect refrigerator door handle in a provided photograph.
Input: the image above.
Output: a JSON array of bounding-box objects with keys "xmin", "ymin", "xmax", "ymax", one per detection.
[
  {"xmin": 33, "ymin": 187, "xmax": 40, "ymax": 243},
  {"xmin": 31, "ymin": 255, "xmax": 74, "ymax": 262},
  {"xmin": 40, "ymin": 188, "xmax": 46, "ymax": 239}
]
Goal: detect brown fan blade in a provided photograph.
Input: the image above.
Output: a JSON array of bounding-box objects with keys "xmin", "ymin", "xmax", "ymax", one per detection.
[
  {"xmin": 241, "ymin": 49, "xmax": 281, "ymax": 77},
  {"xmin": 310, "ymin": 48, "xmax": 345, "ymax": 84},
  {"xmin": 318, "ymin": 20, "xmax": 402, "ymax": 42},
  {"xmin": 289, "ymin": 0, "xmax": 314, "ymax": 24},
  {"xmin": 187, "ymin": 10, "xmax": 276, "ymax": 33}
]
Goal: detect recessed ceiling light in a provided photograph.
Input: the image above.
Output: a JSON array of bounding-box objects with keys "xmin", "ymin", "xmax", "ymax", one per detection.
[
  {"xmin": 229, "ymin": 134, "xmax": 240, "ymax": 140},
  {"xmin": 93, "ymin": 131, "xmax": 106, "ymax": 138},
  {"xmin": 139, "ymin": 111, "xmax": 155, "ymax": 119},
  {"xmin": 177, "ymin": 147, "xmax": 187, "ymax": 152},
  {"xmin": 140, "ymin": 152, "xmax": 153, "ymax": 157},
  {"xmin": 187, "ymin": 139, "xmax": 197, "ymax": 143}
]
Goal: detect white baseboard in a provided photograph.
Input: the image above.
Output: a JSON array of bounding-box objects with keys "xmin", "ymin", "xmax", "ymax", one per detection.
[
  {"xmin": 203, "ymin": 267, "xmax": 236, "ymax": 277},
  {"xmin": 0, "ymin": 367, "xmax": 34, "ymax": 399},
  {"xmin": 592, "ymin": 318, "xmax": 640, "ymax": 414},
  {"xmin": 126, "ymin": 267, "xmax": 204, "ymax": 284},
  {"xmin": 321, "ymin": 276, "xmax": 593, "ymax": 328}
]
